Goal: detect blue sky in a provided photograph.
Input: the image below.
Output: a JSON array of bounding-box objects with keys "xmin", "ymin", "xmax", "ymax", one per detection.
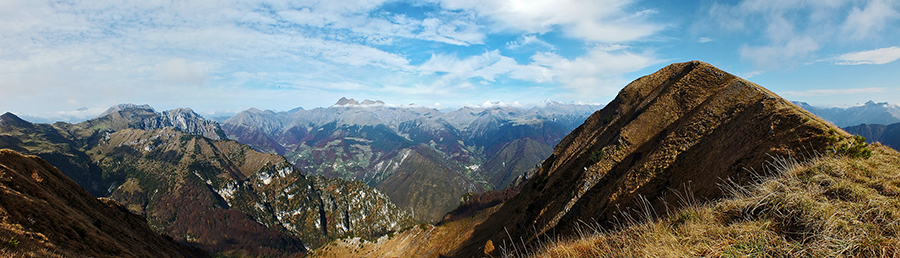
[{"xmin": 1, "ymin": 0, "xmax": 899, "ymax": 122}]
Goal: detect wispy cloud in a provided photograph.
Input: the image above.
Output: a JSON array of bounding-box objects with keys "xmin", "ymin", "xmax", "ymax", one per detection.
[
  {"xmin": 841, "ymin": 0, "xmax": 900, "ymax": 40},
  {"xmin": 436, "ymin": 0, "xmax": 664, "ymax": 43},
  {"xmin": 528, "ymin": 46, "xmax": 663, "ymax": 96},
  {"xmin": 417, "ymin": 46, "xmax": 662, "ymax": 98},
  {"xmin": 740, "ymin": 37, "xmax": 821, "ymax": 69},
  {"xmin": 700, "ymin": 0, "xmax": 900, "ymax": 69},
  {"xmin": 506, "ymin": 35, "xmax": 555, "ymax": 50},
  {"xmin": 829, "ymin": 46, "xmax": 900, "ymax": 65}
]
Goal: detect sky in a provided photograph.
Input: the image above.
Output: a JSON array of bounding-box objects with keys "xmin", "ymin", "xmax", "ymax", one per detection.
[{"xmin": 1, "ymin": 0, "xmax": 899, "ymax": 122}]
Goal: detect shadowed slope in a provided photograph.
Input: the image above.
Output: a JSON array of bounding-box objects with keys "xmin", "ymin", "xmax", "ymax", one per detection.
[
  {"xmin": 0, "ymin": 149, "xmax": 207, "ymax": 257},
  {"xmin": 844, "ymin": 122, "xmax": 900, "ymax": 151}
]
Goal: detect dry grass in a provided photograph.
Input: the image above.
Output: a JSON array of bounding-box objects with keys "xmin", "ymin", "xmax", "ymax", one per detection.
[
  {"xmin": 311, "ymin": 204, "xmax": 501, "ymax": 258},
  {"xmin": 515, "ymin": 144, "xmax": 900, "ymax": 258}
]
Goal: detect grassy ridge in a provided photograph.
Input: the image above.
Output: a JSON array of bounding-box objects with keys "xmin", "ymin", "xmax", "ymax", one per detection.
[{"xmin": 520, "ymin": 143, "xmax": 899, "ymax": 257}]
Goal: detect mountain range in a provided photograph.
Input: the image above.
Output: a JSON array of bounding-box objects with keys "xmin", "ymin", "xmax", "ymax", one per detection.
[
  {"xmin": 791, "ymin": 101, "xmax": 900, "ymax": 151},
  {"xmin": 220, "ymin": 99, "xmax": 601, "ymax": 222},
  {"xmin": 2, "ymin": 60, "xmax": 898, "ymax": 257},
  {"xmin": 795, "ymin": 100, "xmax": 900, "ymax": 127}
]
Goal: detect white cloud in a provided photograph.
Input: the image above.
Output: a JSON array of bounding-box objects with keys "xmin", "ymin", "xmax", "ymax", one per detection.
[
  {"xmin": 741, "ymin": 70, "xmax": 765, "ymax": 78},
  {"xmin": 697, "ymin": 37, "xmax": 713, "ymax": 43},
  {"xmin": 528, "ymin": 46, "xmax": 662, "ymax": 95},
  {"xmin": 418, "ymin": 46, "xmax": 661, "ymax": 96},
  {"xmin": 435, "ymin": 0, "xmax": 663, "ymax": 43},
  {"xmin": 830, "ymin": 46, "xmax": 900, "ymax": 65},
  {"xmin": 162, "ymin": 58, "xmax": 209, "ymax": 86},
  {"xmin": 701, "ymin": 0, "xmax": 900, "ymax": 69},
  {"xmin": 506, "ymin": 35, "xmax": 554, "ymax": 50},
  {"xmin": 841, "ymin": 0, "xmax": 900, "ymax": 40},
  {"xmin": 739, "ymin": 37, "xmax": 821, "ymax": 69}
]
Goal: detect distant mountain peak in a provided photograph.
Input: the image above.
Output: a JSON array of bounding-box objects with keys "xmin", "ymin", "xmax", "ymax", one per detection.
[
  {"xmin": 335, "ymin": 97, "xmax": 360, "ymax": 106},
  {"xmin": 288, "ymin": 106, "xmax": 304, "ymax": 113},
  {"xmin": 334, "ymin": 97, "xmax": 386, "ymax": 107},
  {"xmin": 85, "ymin": 103, "xmax": 227, "ymax": 140},
  {"xmin": 863, "ymin": 100, "xmax": 893, "ymax": 108},
  {"xmin": 360, "ymin": 99, "xmax": 385, "ymax": 105},
  {"xmin": 98, "ymin": 103, "xmax": 155, "ymax": 117},
  {"xmin": 0, "ymin": 112, "xmax": 32, "ymax": 128}
]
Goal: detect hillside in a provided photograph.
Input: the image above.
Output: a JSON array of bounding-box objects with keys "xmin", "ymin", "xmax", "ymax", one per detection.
[
  {"xmin": 529, "ymin": 143, "xmax": 897, "ymax": 257},
  {"xmin": 312, "ymin": 61, "xmax": 858, "ymax": 257},
  {"xmin": 844, "ymin": 122, "xmax": 900, "ymax": 151},
  {"xmin": 0, "ymin": 149, "xmax": 207, "ymax": 257},
  {"xmin": 0, "ymin": 109, "xmax": 415, "ymax": 255},
  {"xmin": 0, "ymin": 112, "xmax": 110, "ymax": 196}
]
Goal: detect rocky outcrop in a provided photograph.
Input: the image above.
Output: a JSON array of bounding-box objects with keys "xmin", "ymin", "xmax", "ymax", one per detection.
[
  {"xmin": 0, "ymin": 149, "xmax": 207, "ymax": 257},
  {"xmin": 86, "ymin": 104, "xmax": 227, "ymax": 140}
]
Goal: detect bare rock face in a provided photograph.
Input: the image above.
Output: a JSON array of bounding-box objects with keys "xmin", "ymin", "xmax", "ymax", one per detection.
[
  {"xmin": 334, "ymin": 97, "xmax": 360, "ymax": 106},
  {"xmin": 86, "ymin": 104, "xmax": 227, "ymax": 140},
  {"xmin": 451, "ymin": 61, "xmax": 845, "ymax": 257},
  {"xmin": 0, "ymin": 149, "xmax": 207, "ymax": 258},
  {"xmin": 157, "ymin": 108, "xmax": 227, "ymax": 140}
]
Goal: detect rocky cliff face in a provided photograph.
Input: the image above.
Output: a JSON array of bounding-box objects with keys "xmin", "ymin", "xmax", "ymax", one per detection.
[
  {"xmin": 0, "ymin": 149, "xmax": 207, "ymax": 257},
  {"xmin": 85, "ymin": 104, "xmax": 227, "ymax": 140},
  {"xmin": 449, "ymin": 61, "xmax": 847, "ymax": 257}
]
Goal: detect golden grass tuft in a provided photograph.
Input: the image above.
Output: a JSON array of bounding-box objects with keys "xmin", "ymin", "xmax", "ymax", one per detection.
[{"xmin": 517, "ymin": 144, "xmax": 900, "ymax": 258}]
